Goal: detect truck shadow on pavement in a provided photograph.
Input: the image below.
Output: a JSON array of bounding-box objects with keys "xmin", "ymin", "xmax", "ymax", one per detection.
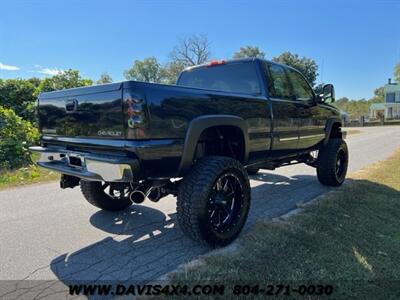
[{"xmin": 50, "ymin": 172, "xmax": 332, "ymax": 283}]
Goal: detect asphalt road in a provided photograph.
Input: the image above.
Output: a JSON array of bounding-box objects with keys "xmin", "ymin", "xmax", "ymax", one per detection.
[{"xmin": 1, "ymin": 126, "xmax": 399, "ymax": 286}]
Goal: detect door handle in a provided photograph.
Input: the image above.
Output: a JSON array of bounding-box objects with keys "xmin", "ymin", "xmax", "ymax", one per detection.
[{"xmin": 65, "ymin": 99, "xmax": 78, "ymax": 113}]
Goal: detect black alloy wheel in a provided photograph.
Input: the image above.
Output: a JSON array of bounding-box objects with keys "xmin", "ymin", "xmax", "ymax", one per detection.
[
  {"xmin": 316, "ymin": 139, "xmax": 349, "ymax": 187},
  {"xmin": 208, "ymin": 173, "xmax": 245, "ymax": 234},
  {"xmin": 177, "ymin": 156, "xmax": 251, "ymax": 246}
]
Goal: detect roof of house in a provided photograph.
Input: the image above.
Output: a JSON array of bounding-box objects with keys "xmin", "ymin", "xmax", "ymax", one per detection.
[{"xmin": 384, "ymin": 83, "xmax": 400, "ymax": 93}]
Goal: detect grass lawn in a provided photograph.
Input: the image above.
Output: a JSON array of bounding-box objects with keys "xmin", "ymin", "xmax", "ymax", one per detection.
[
  {"xmin": 0, "ymin": 153, "xmax": 59, "ymax": 190},
  {"xmin": 168, "ymin": 150, "xmax": 400, "ymax": 299}
]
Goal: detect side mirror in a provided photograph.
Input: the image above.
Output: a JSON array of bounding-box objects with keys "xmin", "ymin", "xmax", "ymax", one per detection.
[
  {"xmin": 314, "ymin": 83, "xmax": 335, "ymax": 103},
  {"xmin": 322, "ymin": 84, "xmax": 335, "ymax": 103}
]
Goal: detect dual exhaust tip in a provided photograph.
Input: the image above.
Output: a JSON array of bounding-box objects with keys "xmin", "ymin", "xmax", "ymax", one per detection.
[
  {"xmin": 129, "ymin": 187, "xmax": 161, "ymax": 203},
  {"xmin": 129, "ymin": 190, "xmax": 146, "ymax": 203}
]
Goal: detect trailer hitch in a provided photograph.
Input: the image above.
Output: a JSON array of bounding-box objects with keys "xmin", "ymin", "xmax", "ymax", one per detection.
[{"xmin": 60, "ymin": 174, "xmax": 80, "ymax": 189}]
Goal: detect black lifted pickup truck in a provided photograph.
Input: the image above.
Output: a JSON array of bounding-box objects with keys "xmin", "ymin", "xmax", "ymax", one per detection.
[{"xmin": 30, "ymin": 58, "xmax": 348, "ymax": 246}]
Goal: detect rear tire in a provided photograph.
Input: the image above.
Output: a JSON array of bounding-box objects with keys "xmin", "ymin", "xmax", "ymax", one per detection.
[
  {"xmin": 80, "ymin": 180, "xmax": 132, "ymax": 211},
  {"xmin": 317, "ymin": 139, "xmax": 348, "ymax": 187},
  {"xmin": 177, "ymin": 156, "xmax": 251, "ymax": 247}
]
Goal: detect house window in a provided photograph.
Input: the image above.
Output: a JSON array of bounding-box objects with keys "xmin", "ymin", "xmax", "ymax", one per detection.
[
  {"xmin": 395, "ymin": 91, "xmax": 400, "ymax": 102},
  {"xmin": 386, "ymin": 92, "xmax": 395, "ymax": 103}
]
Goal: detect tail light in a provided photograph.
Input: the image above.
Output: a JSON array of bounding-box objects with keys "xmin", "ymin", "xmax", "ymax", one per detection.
[{"xmin": 123, "ymin": 91, "xmax": 147, "ymax": 138}]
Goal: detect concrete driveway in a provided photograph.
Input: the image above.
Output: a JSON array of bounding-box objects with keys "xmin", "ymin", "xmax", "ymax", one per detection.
[{"xmin": 0, "ymin": 126, "xmax": 399, "ymax": 286}]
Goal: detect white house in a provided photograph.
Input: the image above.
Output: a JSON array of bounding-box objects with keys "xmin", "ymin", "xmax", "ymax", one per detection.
[{"xmin": 370, "ymin": 79, "xmax": 400, "ymax": 119}]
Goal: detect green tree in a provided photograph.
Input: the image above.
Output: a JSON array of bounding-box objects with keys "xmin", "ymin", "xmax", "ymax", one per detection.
[
  {"xmin": 0, "ymin": 78, "xmax": 40, "ymax": 122},
  {"xmin": 27, "ymin": 77, "xmax": 42, "ymax": 88},
  {"xmin": 335, "ymin": 97, "xmax": 349, "ymax": 104},
  {"xmin": 124, "ymin": 57, "xmax": 166, "ymax": 83},
  {"xmin": 233, "ymin": 46, "xmax": 265, "ymax": 59},
  {"xmin": 163, "ymin": 61, "xmax": 186, "ymax": 84},
  {"xmin": 37, "ymin": 69, "xmax": 93, "ymax": 93},
  {"xmin": 0, "ymin": 106, "xmax": 39, "ymax": 169},
  {"xmin": 370, "ymin": 86, "xmax": 384, "ymax": 103},
  {"xmin": 96, "ymin": 73, "xmax": 113, "ymax": 84},
  {"xmin": 272, "ymin": 51, "xmax": 318, "ymax": 86},
  {"xmin": 394, "ymin": 62, "xmax": 400, "ymax": 82},
  {"xmin": 124, "ymin": 35, "xmax": 212, "ymax": 84},
  {"xmin": 333, "ymin": 98, "xmax": 370, "ymax": 119},
  {"xmin": 333, "ymin": 87, "xmax": 384, "ymax": 120}
]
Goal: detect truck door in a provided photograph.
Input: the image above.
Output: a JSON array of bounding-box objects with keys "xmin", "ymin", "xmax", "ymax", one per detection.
[
  {"xmin": 286, "ymin": 68, "xmax": 325, "ymax": 149},
  {"xmin": 265, "ymin": 62, "xmax": 299, "ymax": 156}
]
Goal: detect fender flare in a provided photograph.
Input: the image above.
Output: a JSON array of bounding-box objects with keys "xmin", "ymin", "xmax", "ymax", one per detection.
[
  {"xmin": 178, "ymin": 115, "xmax": 249, "ymax": 175},
  {"xmin": 324, "ymin": 117, "xmax": 343, "ymax": 146}
]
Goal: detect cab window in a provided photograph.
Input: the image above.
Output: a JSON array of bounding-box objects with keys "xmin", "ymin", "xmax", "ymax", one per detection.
[
  {"xmin": 266, "ymin": 63, "xmax": 292, "ymax": 100},
  {"xmin": 178, "ymin": 62, "xmax": 261, "ymax": 95},
  {"xmin": 287, "ymin": 68, "xmax": 314, "ymax": 101}
]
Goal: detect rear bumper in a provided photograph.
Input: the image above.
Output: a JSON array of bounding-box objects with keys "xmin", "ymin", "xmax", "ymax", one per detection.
[{"xmin": 29, "ymin": 146, "xmax": 139, "ymax": 182}]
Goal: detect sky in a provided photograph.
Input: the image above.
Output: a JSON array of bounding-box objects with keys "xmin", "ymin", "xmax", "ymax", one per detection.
[{"xmin": 0, "ymin": 0, "xmax": 399, "ymax": 99}]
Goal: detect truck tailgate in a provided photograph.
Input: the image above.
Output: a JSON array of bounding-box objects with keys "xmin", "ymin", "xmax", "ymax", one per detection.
[{"xmin": 38, "ymin": 83, "xmax": 124, "ymax": 139}]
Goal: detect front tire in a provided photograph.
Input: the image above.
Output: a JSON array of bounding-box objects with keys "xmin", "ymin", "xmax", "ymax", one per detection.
[
  {"xmin": 317, "ymin": 139, "xmax": 348, "ymax": 186},
  {"xmin": 177, "ymin": 156, "xmax": 251, "ymax": 247},
  {"xmin": 80, "ymin": 180, "xmax": 132, "ymax": 211}
]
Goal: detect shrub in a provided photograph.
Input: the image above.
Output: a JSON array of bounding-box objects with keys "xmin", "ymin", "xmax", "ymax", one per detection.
[
  {"xmin": 0, "ymin": 78, "xmax": 40, "ymax": 124},
  {"xmin": 0, "ymin": 106, "xmax": 39, "ymax": 170}
]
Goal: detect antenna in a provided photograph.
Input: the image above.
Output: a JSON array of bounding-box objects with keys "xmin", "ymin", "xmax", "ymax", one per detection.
[{"xmin": 320, "ymin": 58, "xmax": 324, "ymax": 84}]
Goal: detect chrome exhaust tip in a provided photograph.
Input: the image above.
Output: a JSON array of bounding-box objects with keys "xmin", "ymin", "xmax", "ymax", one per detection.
[
  {"xmin": 147, "ymin": 187, "xmax": 161, "ymax": 202},
  {"xmin": 129, "ymin": 190, "xmax": 146, "ymax": 204}
]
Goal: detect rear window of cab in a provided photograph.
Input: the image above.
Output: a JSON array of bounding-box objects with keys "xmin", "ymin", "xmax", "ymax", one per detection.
[{"xmin": 177, "ymin": 62, "xmax": 261, "ymax": 95}]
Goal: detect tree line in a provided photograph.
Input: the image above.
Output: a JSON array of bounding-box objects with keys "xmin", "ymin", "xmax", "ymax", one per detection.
[
  {"xmin": 334, "ymin": 87, "xmax": 384, "ymax": 120},
  {"xmin": 123, "ymin": 35, "xmax": 319, "ymax": 87},
  {"xmin": 0, "ymin": 34, "xmax": 322, "ymax": 125}
]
